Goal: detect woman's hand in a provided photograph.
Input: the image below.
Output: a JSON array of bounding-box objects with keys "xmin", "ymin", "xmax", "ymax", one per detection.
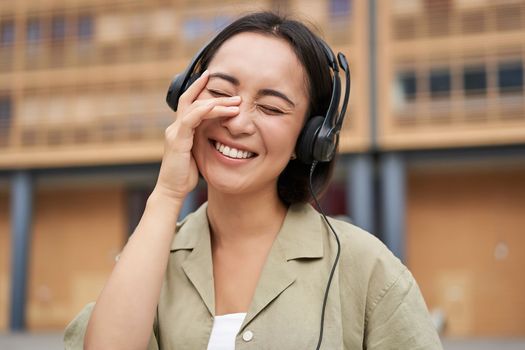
[{"xmin": 154, "ymin": 70, "xmax": 241, "ymax": 202}]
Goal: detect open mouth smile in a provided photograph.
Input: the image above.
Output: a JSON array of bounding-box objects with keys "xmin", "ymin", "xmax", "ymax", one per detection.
[{"xmin": 212, "ymin": 140, "xmax": 257, "ymax": 160}]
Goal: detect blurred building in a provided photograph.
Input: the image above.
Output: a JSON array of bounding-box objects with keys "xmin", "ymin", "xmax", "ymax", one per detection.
[
  {"xmin": 378, "ymin": 0, "xmax": 525, "ymax": 336},
  {"xmin": 0, "ymin": 0, "xmax": 524, "ymax": 338}
]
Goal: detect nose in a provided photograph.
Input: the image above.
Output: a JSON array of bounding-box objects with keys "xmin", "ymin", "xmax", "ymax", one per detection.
[{"xmin": 220, "ymin": 102, "xmax": 256, "ymax": 136}]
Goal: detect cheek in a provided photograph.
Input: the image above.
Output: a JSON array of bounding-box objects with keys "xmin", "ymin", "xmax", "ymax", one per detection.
[
  {"xmin": 195, "ymin": 88, "xmax": 211, "ymax": 101},
  {"xmin": 192, "ymin": 123, "xmax": 211, "ymax": 156},
  {"xmin": 262, "ymin": 121, "xmax": 303, "ymax": 156}
]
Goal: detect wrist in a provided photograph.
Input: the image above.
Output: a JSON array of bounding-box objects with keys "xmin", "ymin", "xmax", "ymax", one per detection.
[{"xmin": 148, "ymin": 187, "xmax": 185, "ymax": 210}]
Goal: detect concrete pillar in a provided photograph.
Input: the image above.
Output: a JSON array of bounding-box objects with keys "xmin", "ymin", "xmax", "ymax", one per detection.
[
  {"xmin": 347, "ymin": 154, "xmax": 375, "ymax": 233},
  {"xmin": 380, "ymin": 153, "xmax": 406, "ymax": 261},
  {"xmin": 9, "ymin": 170, "xmax": 34, "ymax": 330}
]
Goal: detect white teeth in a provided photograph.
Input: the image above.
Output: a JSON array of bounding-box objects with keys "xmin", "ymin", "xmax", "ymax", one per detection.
[{"xmin": 214, "ymin": 141, "xmax": 253, "ymax": 159}]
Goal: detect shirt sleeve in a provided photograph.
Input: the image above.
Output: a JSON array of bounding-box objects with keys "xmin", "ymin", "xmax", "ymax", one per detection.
[
  {"xmin": 364, "ymin": 268, "xmax": 443, "ymax": 350},
  {"xmin": 63, "ymin": 302, "xmax": 160, "ymax": 350}
]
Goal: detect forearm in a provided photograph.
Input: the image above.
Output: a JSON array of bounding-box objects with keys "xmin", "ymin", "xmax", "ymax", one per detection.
[{"xmin": 84, "ymin": 190, "xmax": 182, "ymax": 350}]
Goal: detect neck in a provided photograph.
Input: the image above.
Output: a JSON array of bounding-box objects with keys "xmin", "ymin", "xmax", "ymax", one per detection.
[{"xmin": 206, "ymin": 186, "xmax": 287, "ymax": 249}]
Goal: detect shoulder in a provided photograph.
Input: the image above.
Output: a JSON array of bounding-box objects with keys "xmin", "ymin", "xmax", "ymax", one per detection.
[
  {"xmin": 324, "ymin": 216, "xmax": 409, "ymax": 312},
  {"xmin": 326, "ymin": 215, "xmax": 405, "ymax": 279},
  {"xmin": 325, "ymin": 216, "xmax": 442, "ymax": 348}
]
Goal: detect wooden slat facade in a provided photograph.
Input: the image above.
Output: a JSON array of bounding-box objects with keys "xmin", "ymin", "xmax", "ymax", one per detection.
[
  {"xmin": 0, "ymin": 0, "xmax": 369, "ymax": 169},
  {"xmin": 378, "ymin": 0, "xmax": 525, "ymax": 149}
]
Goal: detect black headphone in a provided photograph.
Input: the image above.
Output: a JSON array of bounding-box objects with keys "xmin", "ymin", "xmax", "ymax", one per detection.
[{"xmin": 166, "ymin": 35, "xmax": 351, "ymax": 165}]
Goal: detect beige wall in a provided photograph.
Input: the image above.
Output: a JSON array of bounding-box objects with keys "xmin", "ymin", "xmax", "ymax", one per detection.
[
  {"xmin": 26, "ymin": 186, "xmax": 126, "ymax": 330},
  {"xmin": 407, "ymin": 166, "xmax": 525, "ymax": 336},
  {"xmin": 0, "ymin": 192, "xmax": 10, "ymax": 331}
]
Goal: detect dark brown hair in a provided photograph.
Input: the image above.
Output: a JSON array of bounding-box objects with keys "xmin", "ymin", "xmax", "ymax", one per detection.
[{"xmin": 196, "ymin": 11, "xmax": 337, "ymax": 205}]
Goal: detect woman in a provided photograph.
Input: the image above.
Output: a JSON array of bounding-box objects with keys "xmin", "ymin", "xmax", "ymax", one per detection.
[{"xmin": 65, "ymin": 12, "xmax": 442, "ymax": 349}]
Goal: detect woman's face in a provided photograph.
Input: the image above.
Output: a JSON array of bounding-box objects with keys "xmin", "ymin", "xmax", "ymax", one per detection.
[{"xmin": 192, "ymin": 32, "xmax": 309, "ymax": 197}]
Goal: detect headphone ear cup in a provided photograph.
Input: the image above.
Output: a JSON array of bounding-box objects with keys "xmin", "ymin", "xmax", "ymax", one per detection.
[
  {"xmin": 296, "ymin": 116, "xmax": 324, "ymax": 164},
  {"xmin": 166, "ymin": 73, "xmax": 201, "ymax": 112},
  {"xmin": 185, "ymin": 74, "xmax": 200, "ymax": 90},
  {"xmin": 166, "ymin": 73, "xmax": 185, "ymax": 112}
]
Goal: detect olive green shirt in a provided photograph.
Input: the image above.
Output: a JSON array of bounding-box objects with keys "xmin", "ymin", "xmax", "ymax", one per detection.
[{"xmin": 64, "ymin": 202, "xmax": 442, "ymax": 349}]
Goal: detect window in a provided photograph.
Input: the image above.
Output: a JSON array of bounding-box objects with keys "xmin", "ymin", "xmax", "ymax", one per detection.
[
  {"xmin": 498, "ymin": 61, "xmax": 523, "ymax": 93},
  {"xmin": 394, "ymin": 18, "xmax": 418, "ymax": 40},
  {"xmin": 0, "ymin": 96, "xmax": 12, "ymax": 134},
  {"xmin": 461, "ymin": 11, "xmax": 486, "ymax": 34},
  {"xmin": 425, "ymin": 0, "xmax": 452, "ymax": 37},
  {"xmin": 51, "ymin": 15, "xmax": 67, "ymax": 41},
  {"xmin": 455, "ymin": 0, "xmax": 487, "ymax": 10},
  {"xmin": 425, "ymin": 0, "xmax": 452, "ymax": 10},
  {"xmin": 495, "ymin": 3, "xmax": 522, "ymax": 31},
  {"xmin": 26, "ymin": 18, "xmax": 41, "ymax": 43},
  {"xmin": 182, "ymin": 18, "xmax": 209, "ymax": 41},
  {"xmin": 393, "ymin": 0, "xmax": 423, "ymax": 16},
  {"xmin": 0, "ymin": 20, "xmax": 15, "ymax": 46},
  {"xmin": 463, "ymin": 65, "xmax": 487, "ymax": 96},
  {"xmin": 430, "ymin": 68, "xmax": 451, "ymax": 98},
  {"xmin": 398, "ymin": 71, "xmax": 418, "ymax": 101},
  {"xmin": 330, "ymin": 0, "xmax": 352, "ymax": 17},
  {"xmin": 78, "ymin": 14, "xmax": 93, "ymax": 40}
]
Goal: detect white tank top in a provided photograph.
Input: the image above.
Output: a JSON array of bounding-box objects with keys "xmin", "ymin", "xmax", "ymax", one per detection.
[{"xmin": 207, "ymin": 312, "xmax": 247, "ymax": 350}]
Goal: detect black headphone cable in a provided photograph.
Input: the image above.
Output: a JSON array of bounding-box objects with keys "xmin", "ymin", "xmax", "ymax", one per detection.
[{"xmin": 309, "ymin": 160, "xmax": 342, "ymax": 350}]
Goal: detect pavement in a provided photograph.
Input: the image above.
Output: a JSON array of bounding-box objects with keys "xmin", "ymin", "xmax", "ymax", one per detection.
[
  {"xmin": 0, "ymin": 332, "xmax": 524, "ymax": 349},
  {"xmin": 0, "ymin": 332, "xmax": 63, "ymax": 350}
]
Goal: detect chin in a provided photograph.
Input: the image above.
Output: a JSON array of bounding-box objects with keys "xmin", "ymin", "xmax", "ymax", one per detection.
[
  {"xmin": 202, "ymin": 171, "xmax": 249, "ymax": 194},
  {"xmin": 207, "ymin": 180, "xmax": 252, "ymax": 196}
]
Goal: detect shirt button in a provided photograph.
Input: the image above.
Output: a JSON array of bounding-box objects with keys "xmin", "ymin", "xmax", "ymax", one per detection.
[{"xmin": 242, "ymin": 330, "xmax": 254, "ymax": 342}]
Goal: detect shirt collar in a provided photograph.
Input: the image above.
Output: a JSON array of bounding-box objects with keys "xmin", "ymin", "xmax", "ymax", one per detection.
[{"xmin": 170, "ymin": 201, "xmax": 324, "ymax": 260}]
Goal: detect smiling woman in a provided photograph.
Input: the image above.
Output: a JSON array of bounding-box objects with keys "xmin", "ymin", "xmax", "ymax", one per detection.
[{"xmin": 64, "ymin": 11, "xmax": 442, "ymax": 350}]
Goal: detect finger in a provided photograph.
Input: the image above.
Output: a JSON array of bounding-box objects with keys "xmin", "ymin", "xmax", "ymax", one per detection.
[
  {"xmin": 178, "ymin": 70, "xmax": 210, "ymax": 107},
  {"xmin": 200, "ymin": 105, "xmax": 240, "ymax": 121},
  {"xmin": 187, "ymin": 95, "xmax": 241, "ymax": 113},
  {"xmin": 180, "ymin": 103, "xmax": 239, "ymax": 133}
]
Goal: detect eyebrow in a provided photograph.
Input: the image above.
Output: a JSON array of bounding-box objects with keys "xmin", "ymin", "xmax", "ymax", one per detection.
[
  {"xmin": 209, "ymin": 72, "xmax": 296, "ymax": 108},
  {"xmin": 258, "ymin": 89, "xmax": 296, "ymax": 108},
  {"xmin": 209, "ymin": 72, "xmax": 239, "ymax": 86}
]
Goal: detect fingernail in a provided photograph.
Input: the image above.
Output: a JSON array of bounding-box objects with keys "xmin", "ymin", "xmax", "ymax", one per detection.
[
  {"xmin": 227, "ymin": 106, "xmax": 239, "ymax": 111},
  {"xmin": 228, "ymin": 96, "xmax": 241, "ymax": 101},
  {"xmin": 202, "ymin": 70, "xmax": 209, "ymax": 77}
]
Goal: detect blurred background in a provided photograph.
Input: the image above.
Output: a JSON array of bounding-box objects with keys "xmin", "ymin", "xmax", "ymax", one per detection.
[{"xmin": 0, "ymin": 0, "xmax": 524, "ymax": 349}]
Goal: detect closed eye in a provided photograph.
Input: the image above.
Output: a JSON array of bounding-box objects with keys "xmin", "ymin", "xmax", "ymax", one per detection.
[
  {"xmin": 207, "ymin": 89, "xmax": 232, "ymax": 98},
  {"xmin": 258, "ymin": 104, "xmax": 285, "ymax": 115}
]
